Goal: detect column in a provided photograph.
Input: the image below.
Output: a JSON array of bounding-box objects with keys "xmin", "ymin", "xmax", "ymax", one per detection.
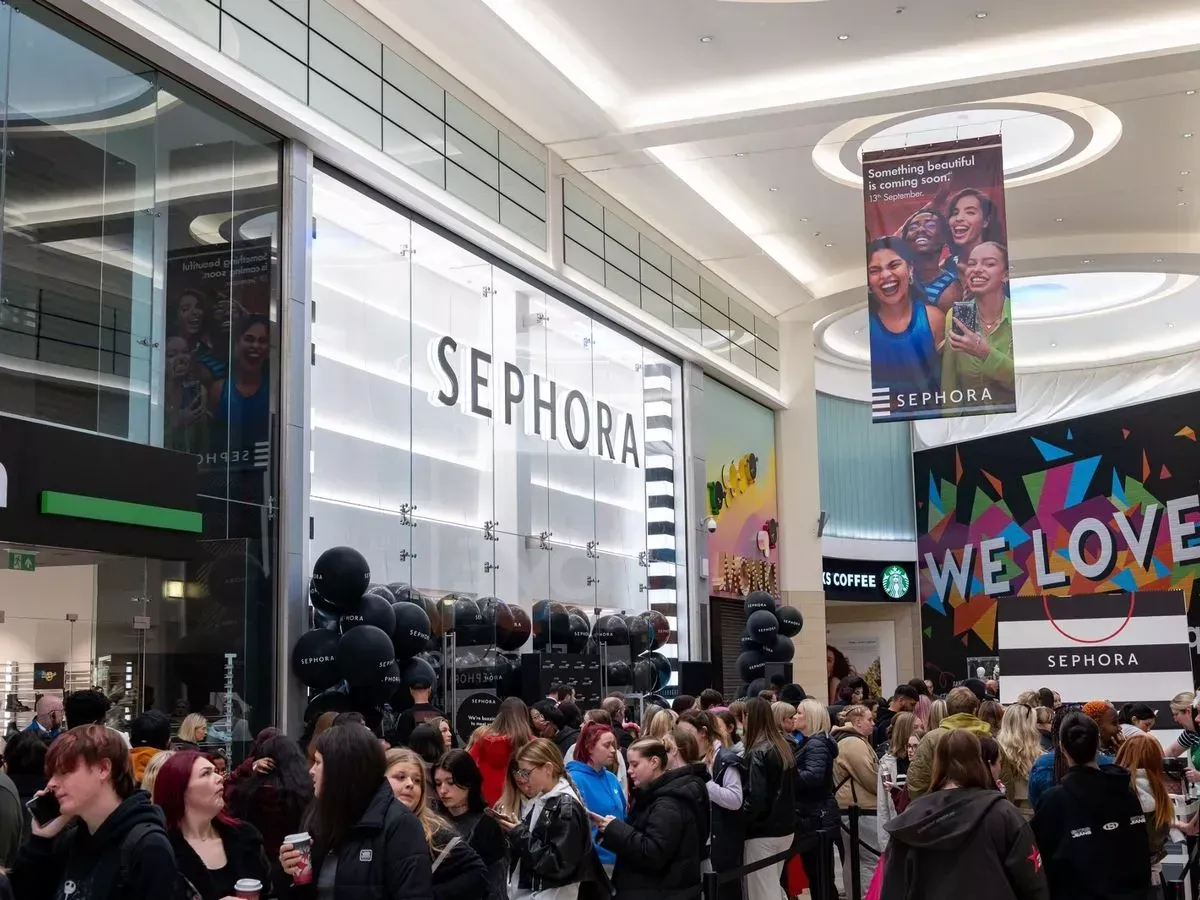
[{"xmin": 775, "ymin": 319, "xmax": 826, "ymax": 696}]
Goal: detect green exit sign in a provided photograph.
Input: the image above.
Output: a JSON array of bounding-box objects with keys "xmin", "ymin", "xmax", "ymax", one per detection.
[{"xmin": 8, "ymin": 552, "xmax": 35, "ymax": 572}]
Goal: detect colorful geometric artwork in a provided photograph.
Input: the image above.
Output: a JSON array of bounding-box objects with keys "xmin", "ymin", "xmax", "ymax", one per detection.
[{"xmin": 914, "ymin": 392, "xmax": 1200, "ymax": 689}]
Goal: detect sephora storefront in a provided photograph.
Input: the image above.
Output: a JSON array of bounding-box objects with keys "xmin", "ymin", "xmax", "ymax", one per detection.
[{"xmin": 307, "ymin": 168, "xmax": 688, "ymax": 731}]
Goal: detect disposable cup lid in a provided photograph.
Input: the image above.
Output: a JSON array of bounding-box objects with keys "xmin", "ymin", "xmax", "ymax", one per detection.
[
  {"xmin": 284, "ymin": 832, "xmax": 311, "ymax": 845},
  {"xmin": 234, "ymin": 879, "xmax": 263, "ymax": 890}
]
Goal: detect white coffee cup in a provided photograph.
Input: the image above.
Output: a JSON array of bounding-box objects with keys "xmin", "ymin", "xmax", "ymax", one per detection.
[{"xmin": 234, "ymin": 878, "xmax": 263, "ymax": 899}]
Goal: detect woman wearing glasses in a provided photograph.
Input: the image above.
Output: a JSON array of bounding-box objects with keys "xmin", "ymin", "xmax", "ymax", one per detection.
[{"xmin": 489, "ymin": 738, "xmax": 609, "ymax": 900}]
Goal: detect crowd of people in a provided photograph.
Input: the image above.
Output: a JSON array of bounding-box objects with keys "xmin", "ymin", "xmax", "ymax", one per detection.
[{"xmin": 0, "ymin": 675, "xmax": 1195, "ymax": 900}]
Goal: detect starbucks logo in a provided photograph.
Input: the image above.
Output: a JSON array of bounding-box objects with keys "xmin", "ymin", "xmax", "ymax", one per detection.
[{"xmin": 881, "ymin": 565, "xmax": 910, "ymax": 599}]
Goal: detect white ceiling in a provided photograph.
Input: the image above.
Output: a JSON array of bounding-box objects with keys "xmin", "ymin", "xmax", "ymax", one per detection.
[{"xmin": 355, "ymin": 0, "xmax": 1200, "ymax": 389}]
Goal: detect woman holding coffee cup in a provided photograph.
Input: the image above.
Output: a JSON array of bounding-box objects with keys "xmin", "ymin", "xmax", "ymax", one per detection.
[
  {"xmin": 277, "ymin": 724, "xmax": 433, "ymax": 898},
  {"xmin": 154, "ymin": 750, "xmax": 272, "ymax": 900}
]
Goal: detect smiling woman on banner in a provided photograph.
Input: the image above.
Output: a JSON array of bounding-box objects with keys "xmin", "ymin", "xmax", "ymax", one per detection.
[
  {"xmin": 945, "ymin": 187, "xmax": 1001, "ymax": 264},
  {"xmin": 942, "ymin": 241, "xmax": 1015, "ymax": 410},
  {"xmin": 867, "ymin": 237, "xmax": 946, "ymax": 403},
  {"xmin": 901, "ymin": 209, "xmax": 962, "ymax": 311}
]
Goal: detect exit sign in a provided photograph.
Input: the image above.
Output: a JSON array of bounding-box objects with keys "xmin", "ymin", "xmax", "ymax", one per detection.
[{"xmin": 8, "ymin": 552, "xmax": 35, "ymax": 572}]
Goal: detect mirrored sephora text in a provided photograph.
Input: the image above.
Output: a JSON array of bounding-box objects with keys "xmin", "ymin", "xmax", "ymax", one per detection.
[{"xmin": 427, "ymin": 336, "xmax": 643, "ymax": 469}]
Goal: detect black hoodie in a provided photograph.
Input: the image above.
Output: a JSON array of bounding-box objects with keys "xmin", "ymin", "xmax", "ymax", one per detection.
[
  {"xmin": 1031, "ymin": 764, "xmax": 1151, "ymax": 900},
  {"xmin": 882, "ymin": 787, "xmax": 1048, "ymax": 900},
  {"xmin": 9, "ymin": 791, "xmax": 178, "ymax": 900},
  {"xmin": 602, "ymin": 763, "xmax": 710, "ymax": 900}
]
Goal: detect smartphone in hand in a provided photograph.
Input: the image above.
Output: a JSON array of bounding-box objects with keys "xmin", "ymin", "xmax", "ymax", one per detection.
[{"xmin": 27, "ymin": 791, "xmax": 61, "ymax": 827}]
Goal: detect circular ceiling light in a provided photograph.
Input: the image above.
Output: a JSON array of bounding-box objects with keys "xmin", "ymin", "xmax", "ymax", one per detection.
[
  {"xmin": 863, "ymin": 108, "xmax": 1073, "ymax": 173},
  {"xmin": 812, "ymin": 92, "xmax": 1122, "ymax": 189}
]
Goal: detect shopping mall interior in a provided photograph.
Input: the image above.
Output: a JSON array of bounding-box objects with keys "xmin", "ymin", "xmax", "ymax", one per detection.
[{"xmin": 0, "ymin": 0, "xmax": 1194, "ymax": 745}]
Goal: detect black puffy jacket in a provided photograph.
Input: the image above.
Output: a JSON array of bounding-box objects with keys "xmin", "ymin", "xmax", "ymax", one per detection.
[
  {"xmin": 744, "ymin": 743, "xmax": 795, "ymax": 840},
  {"xmin": 171, "ymin": 818, "xmax": 271, "ymax": 900},
  {"xmin": 709, "ymin": 746, "xmax": 747, "ymax": 873},
  {"xmin": 794, "ymin": 732, "xmax": 840, "ymax": 832},
  {"xmin": 602, "ymin": 764, "xmax": 709, "ymax": 900},
  {"xmin": 277, "ymin": 781, "xmax": 433, "ymax": 900},
  {"xmin": 506, "ymin": 778, "xmax": 610, "ymax": 899},
  {"xmin": 430, "ymin": 826, "xmax": 488, "ymax": 900}
]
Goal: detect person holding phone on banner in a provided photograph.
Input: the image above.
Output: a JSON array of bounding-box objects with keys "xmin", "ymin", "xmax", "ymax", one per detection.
[
  {"xmin": 942, "ymin": 241, "xmax": 1015, "ymax": 410},
  {"xmin": 867, "ymin": 237, "xmax": 946, "ymax": 402},
  {"xmin": 901, "ymin": 209, "xmax": 962, "ymax": 311}
]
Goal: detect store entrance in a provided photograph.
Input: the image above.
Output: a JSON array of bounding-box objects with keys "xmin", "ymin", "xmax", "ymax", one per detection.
[{"xmin": 0, "ymin": 544, "xmax": 188, "ymax": 740}]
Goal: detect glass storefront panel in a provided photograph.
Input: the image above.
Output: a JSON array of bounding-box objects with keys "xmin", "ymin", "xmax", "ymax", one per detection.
[
  {"xmin": 310, "ymin": 167, "xmax": 687, "ymax": 687},
  {"xmin": 0, "ymin": 1, "xmax": 283, "ymax": 739}
]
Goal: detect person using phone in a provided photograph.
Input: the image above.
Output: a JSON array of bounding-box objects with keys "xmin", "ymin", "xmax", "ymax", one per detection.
[
  {"xmin": 497, "ymin": 738, "xmax": 609, "ymax": 899},
  {"xmin": 9, "ymin": 724, "xmax": 179, "ymax": 900},
  {"xmin": 941, "ymin": 241, "xmax": 1015, "ymax": 413}
]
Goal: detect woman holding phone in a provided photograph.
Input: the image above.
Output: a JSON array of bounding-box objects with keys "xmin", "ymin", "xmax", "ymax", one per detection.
[
  {"xmin": 942, "ymin": 241, "xmax": 1014, "ymax": 410},
  {"xmin": 491, "ymin": 738, "xmax": 608, "ymax": 900}
]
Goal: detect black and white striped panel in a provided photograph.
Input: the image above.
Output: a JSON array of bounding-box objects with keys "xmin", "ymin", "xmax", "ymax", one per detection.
[
  {"xmin": 997, "ymin": 591, "xmax": 1191, "ymax": 706},
  {"xmin": 643, "ymin": 362, "xmax": 679, "ymax": 674}
]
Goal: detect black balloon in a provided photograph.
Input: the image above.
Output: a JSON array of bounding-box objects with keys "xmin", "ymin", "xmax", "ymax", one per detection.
[
  {"xmin": 339, "ymin": 592, "xmax": 396, "ymax": 636},
  {"xmin": 388, "ymin": 583, "xmax": 423, "ymax": 605},
  {"xmin": 309, "ymin": 581, "xmax": 341, "ymax": 618},
  {"xmin": 402, "ymin": 656, "xmax": 438, "ymax": 690},
  {"xmin": 532, "ymin": 601, "xmax": 570, "ymax": 649},
  {"xmin": 392, "ymin": 601, "xmax": 432, "ymax": 661},
  {"xmin": 481, "ymin": 649, "xmax": 517, "ymax": 696},
  {"xmin": 354, "ymin": 661, "xmax": 403, "ymax": 706},
  {"xmin": 626, "ymin": 614, "xmax": 651, "ymax": 657},
  {"xmin": 593, "ymin": 614, "xmax": 630, "ymax": 647},
  {"xmin": 747, "ymin": 609, "xmax": 779, "ymax": 644},
  {"xmin": 746, "ymin": 677, "xmax": 767, "ymax": 698},
  {"xmin": 292, "ymin": 628, "xmax": 340, "ymax": 690},
  {"xmin": 737, "ymin": 649, "xmax": 767, "ymax": 683},
  {"xmin": 643, "ymin": 610, "xmax": 670, "ymax": 650},
  {"xmin": 419, "ymin": 649, "xmax": 444, "ymax": 671},
  {"xmin": 565, "ymin": 606, "xmax": 592, "ymax": 628},
  {"xmin": 448, "ymin": 596, "xmax": 487, "ymax": 646},
  {"xmin": 765, "ymin": 634, "xmax": 795, "ymax": 663},
  {"xmin": 304, "ymin": 685, "xmax": 353, "ymax": 723},
  {"xmin": 567, "ymin": 613, "xmax": 591, "ymax": 653},
  {"xmin": 744, "ymin": 591, "xmax": 775, "ymax": 618},
  {"xmin": 631, "ymin": 658, "xmax": 656, "ymax": 692},
  {"xmin": 606, "ymin": 658, "xmax": 632, "ymax": 687},
  {"xmin": 739, "ymin": 631, "xmax": 761, "ymax": 653},
  {"xmin": 312, "ymin": 546, "xmax": 371, "ymax": 610},
  {"xmin": 336, "ymin": 624, "xmax": 395, "ymax": 687},
  {"xmin": 367, "ymin": 584, "xmax": 396, "ymax": 605},
  {"xmin": 497, "ymin": 604, "xmax": 531, "ymax": 652},
  {"xmin": 646, "ymin": 652, "xmax": 672, "ymax": 691},
  {"xmin": 777, "ymin": 605, "xmax": 804, "ymax": 638}
]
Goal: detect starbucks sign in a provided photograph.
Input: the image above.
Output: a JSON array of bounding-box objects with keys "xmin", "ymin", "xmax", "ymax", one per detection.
[{"xmin": 823, "ymin": 556, "xmax": 916, "ymax": 603}]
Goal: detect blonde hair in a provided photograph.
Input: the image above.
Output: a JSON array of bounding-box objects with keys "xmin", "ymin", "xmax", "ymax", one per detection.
[
  {"xmin": 645, "ymin": 707, "xmax": 676, "ymax": 741},
  {"xmin": 669, "ymin": 727, "xmax": 703, "ymax": 766},
  {"xmin": 929, "ymin": 699, "xmax": 948, "ymax": 730},
  {"xmin": 771, "ymin": 702, "xmax": 797, "ymax": 732},
  {"xmin": 797, "ymin": 699, "xmax": 831, "ymax": 736},
  {"xmin": 1170, "ymin": 691, "xmax": 1196, "ymax": 714},
  {"xmin": 837, "ymin": 704, "xmax": 871, "ymax": 727},
  {"xmin": 996, "ymin": 704, "xmax": 1042, "ymax": 777},
  {"xmin": 887, "ymin": 712, "xmax": 921, "ymax": 759},
  {"xmin": 385, "ymin": 748, "xmax": 454, "ymax": 850},
  {"xmin": 1016, "ymin": 691, "xmax": 1040, "ymax": 706},
  {"xmin": 142, "ymin": 750, "xmax": 175, "ymax": 799},
  {"xmin": 641, "ymin": 704, "xmax": 665, "ymax": 734},
  {"xmin": 177, "ymin": 714, "xmax": 208, "ymax": 743},
  {"xmin": 515, "ymin": 737, "xmax": 582, "ymax": 803}
]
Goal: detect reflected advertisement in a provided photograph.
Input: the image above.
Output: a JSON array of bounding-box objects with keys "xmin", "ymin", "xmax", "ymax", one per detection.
[
  {"xmin": 862, "ymin": 137, "xmax": 1014, "ymax": 422},
  {"xmin": 163, "ymin": 239, "xmax": 273, "ymax": 476}
]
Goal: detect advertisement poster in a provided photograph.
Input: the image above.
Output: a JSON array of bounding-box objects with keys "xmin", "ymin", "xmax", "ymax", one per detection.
[
  {"xmin": 701, "ymin": 379, "xmax": 778, "ymax": 598},
  {"xmin": 827, "ymin": 620, "xmax": 896, "ymax": 702},
  {"xmin": 914, "ymin": 391, "xmax": 1200, "ymax": 692},
  {"xmin": 997, "ymin": 591, "xmax": 1190, "ymax": 708},
  {"xmin": 163, "ymin": 240, "xmax": 273, "ymax": 495},
  {"xmin": 862, "ymin": 137, "xmax": 1014, "ymax": 422}
]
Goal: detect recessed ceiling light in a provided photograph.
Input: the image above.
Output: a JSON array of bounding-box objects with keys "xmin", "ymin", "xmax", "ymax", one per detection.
[
  {"xmin": 1188, "ymin": 90, "xmax": 1197, "ymax": 96},
  {"xmin": 735, "ymin": 152, "xmax": 746, "ymax": 158},
  {"xmin": 800, "ymin": 217, "xmax": 809, "ymax": 222},
  {"xmin": 1184, "ymin": 171, "xmax": 1192, "ymax": 176},
  {"xmin": 837, "ymin": 34, "xmax": 850, "ymax": 41},
  {"xmin": 1050, "ymin": 342, "xmax": 1057, "ymax": 348},
  {"xmin": 975, "ymin": 11, "xmax": 988, "ymax": 18},
  {"xmin": 1055, "ymin": 217, "xmax": 1064, "ymax": 223},
  {"xmin": 825, "ymin": 242, "xmax": 834, "ymax": 247},
  {"xmin": 699, "ymin": 35, "xmax": 714, "ymax": 43},
  {"xmin": 1156, "ymin": 257, "xmax": 1165, "ymax": 263},
  {"xmin": 1185, "ymin": 133, "xmax": 1195, "ymax": 138},
  {"xmin": 1179, "ymin": 201, "xmax": 1189, "ymax": 206},
  {"xmin": 768, "ymin": 186, "xmax": 779, "ymax": 192},
  {"xmin": 1168, "ymin": 322, "xmax": 1175, "ymax": 328},
  {"xmin": 1082, "ymin": 258, "xmax": 1092, "ymax": 263}
]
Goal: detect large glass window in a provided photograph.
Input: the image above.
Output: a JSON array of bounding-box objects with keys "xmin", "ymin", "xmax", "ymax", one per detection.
[
  {"xmin": 310, "ymin": 168, "xmax": 687, "ymax": 693},
  {"xmin": 0, "ymin": 1, "xmax": 283, "ymax": 738}
]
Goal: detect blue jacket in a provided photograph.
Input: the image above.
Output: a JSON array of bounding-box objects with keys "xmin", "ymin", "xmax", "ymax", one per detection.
[
  {"xmin": 1028, "ymin": 750, "xmax": 1114, "ymax": 808},
  {"xmin": 565, "ymin": 759, "xmax": 626, "ymax": 866}
]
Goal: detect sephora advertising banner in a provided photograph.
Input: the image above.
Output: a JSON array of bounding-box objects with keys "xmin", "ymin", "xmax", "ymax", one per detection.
[{"xmin": 862, "ymin": 136, "xmax": 1015, "ymax": 422}]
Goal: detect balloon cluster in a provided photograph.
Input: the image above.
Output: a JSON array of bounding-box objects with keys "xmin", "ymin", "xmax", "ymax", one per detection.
[
  {"xmin": 588, "ymin": 608, "xmax": 673, "ymax": 693},
  {"xmin": 735, "ymin": 591, "xmax": 803, "ymax": 684},
  {"xmin": 291, "ymin": 547, "xmax": 535, "ymax": 710}
]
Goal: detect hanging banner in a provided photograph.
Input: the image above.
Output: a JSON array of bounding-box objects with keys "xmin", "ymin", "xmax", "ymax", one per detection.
[
  {"xmin": 997, "ymin": 591, "xmax": 1191, "ymax": 711},
  {"xmin": 862, "ymin": 137, "xmax": 1014, "ymax": 422}
]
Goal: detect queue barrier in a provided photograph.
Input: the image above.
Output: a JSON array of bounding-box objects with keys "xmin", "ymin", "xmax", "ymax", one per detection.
[{"xmin": 699, "ymin": 825, "xmax": 843, "ymax": 900}]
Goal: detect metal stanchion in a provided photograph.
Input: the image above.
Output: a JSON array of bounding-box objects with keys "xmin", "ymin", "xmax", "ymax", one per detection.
[{"xmin": 848, "ymin": 806, "xmax": 862, "ymax": 900}]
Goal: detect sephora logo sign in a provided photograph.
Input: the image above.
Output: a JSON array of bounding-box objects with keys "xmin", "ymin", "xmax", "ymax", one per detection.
[{"xmin": 428, "ymin": 336, "xmax": 643, "ymax": 469}]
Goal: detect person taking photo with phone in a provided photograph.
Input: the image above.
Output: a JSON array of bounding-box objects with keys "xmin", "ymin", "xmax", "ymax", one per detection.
[{"xmin": 9, "ymin": 724, "xmax": 180, "ymax": 900}]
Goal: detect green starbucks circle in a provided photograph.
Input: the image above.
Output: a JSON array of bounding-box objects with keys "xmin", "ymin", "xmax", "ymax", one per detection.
[{"xmin": 881, "ymin": 565, "xmax": 910, "ymax": 599}]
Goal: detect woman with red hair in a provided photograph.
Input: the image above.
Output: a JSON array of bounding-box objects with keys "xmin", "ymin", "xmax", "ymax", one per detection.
[{"xmin": 153, "ymin": 750, "xmax": 271, "ymax": 899}]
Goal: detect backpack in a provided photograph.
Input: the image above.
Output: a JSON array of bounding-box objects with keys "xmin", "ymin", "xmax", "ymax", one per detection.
[{"xmin": 119, "ymin": 822, "xmax": 202, "ymax": 900}]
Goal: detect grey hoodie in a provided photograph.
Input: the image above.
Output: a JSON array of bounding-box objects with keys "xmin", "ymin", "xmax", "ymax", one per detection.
[{"xmin": 881, "ymin": 787, "xmax": 1049, "ymax": 900}]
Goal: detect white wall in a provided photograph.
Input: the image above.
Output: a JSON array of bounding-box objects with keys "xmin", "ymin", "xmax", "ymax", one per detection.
[{"xmin": 0, "ymin": 565, "xmax": 96, "ymax": 669}]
